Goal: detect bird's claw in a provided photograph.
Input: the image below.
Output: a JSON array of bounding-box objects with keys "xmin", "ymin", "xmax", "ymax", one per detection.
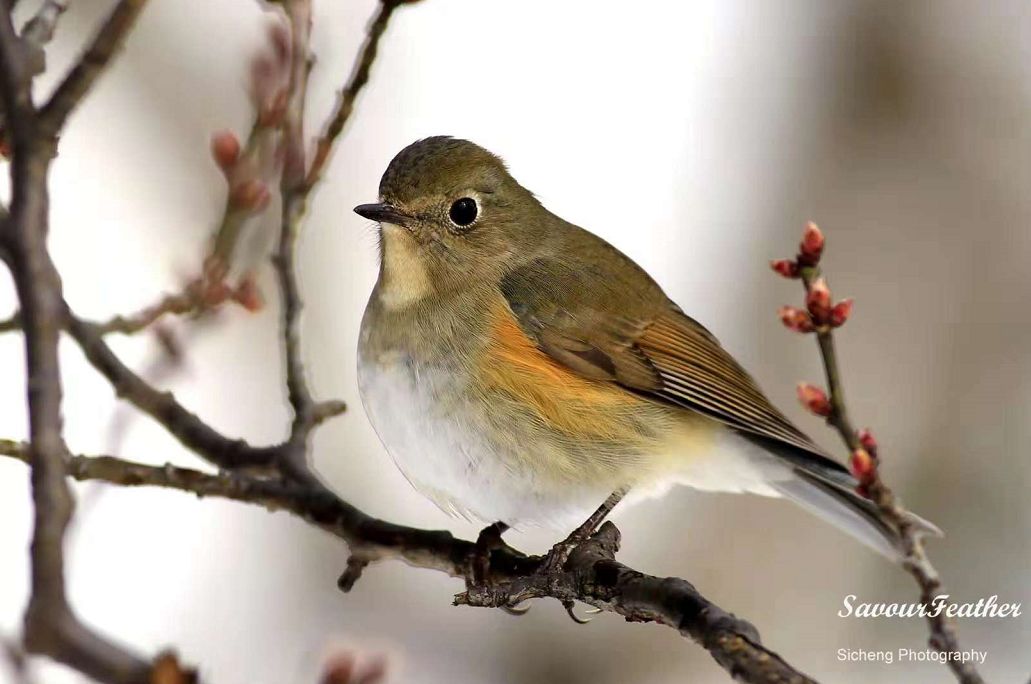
[
  {"xmin": 563, "ymin": 600, "xmax": 595, "ymax": 624},
  {"xmin": 501, "ymin": 601, "xmax": 531, "ymax": 616}
]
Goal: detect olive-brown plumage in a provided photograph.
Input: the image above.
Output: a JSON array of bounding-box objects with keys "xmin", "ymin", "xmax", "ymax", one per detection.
[{"xmin": 355, "ymin": 136, "xmax": 936, "ymax": 560}]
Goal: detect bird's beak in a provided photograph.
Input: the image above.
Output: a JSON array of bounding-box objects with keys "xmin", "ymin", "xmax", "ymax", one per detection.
[{"xmin": 353, "ymin": 203, "xmax": 412, "ymax": 226}]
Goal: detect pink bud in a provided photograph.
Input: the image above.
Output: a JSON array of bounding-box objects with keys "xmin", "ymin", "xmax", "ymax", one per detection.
[
  {"xmin": 211, "ymin": 131, "xmax": 241, "ymax": 172},
  {"xmin": 797, "ymin": 382, "xmax": 831, "ymax": 417},
  {"xmin": 778, "ymin": 306, "xmax": 814, "ymax": 333},
  {"xmin": 798, "ymin": 221, "xmax": 824, "ymax": 265},
  {"xmin": 857, "ymin": 428, "xmax": 878, "ymax": 455},
  {"xmin": 770, "ymin": 259, "xmax": 800, "ymax": 279},
  {"xmin": 830, "ymin": 298, "xmax": 853, "ymax": 327},
  {"xmin": 850, "ymin": 448, "xmax": 876, "ymax": 483},
  {"xmin": 233, "ymin": 277, "xmax": 264, "ymax": 313},
  {"xmin": 806, "ymin": 277, "xmax": 832, "ymax": 322},
  {"xmin": 229, "ymin": 179, "xmax": 270, "ymax": 212}
]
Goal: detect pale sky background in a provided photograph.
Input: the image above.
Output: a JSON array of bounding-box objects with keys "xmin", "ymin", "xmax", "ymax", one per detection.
[{"xmin": 1, "ymin": 1, "xmax": 1029, "ymax": 683}]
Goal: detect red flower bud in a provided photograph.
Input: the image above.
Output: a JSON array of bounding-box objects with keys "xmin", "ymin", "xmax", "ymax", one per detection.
[
  {"xmin": 229, "ymin": 178, "xmax": 271, "ymax": 212},
  {"xmin": 770, "ymin": 259, "xmax": 800, "ymax": 279},
  {"xmin": 778, "ymin": 306, "xmax": 814, "ymax": 333},
  {"xmin": 830, "ymin": 298, "xmax": 853, "ymax": 327},
  {"xmin": 796, "ymin": 382, "xmax": 831, "ymax": 417},
  {"xmin": 850, "ymin": 448, "xmax": 876, "ymax": 483},
  {"xmin": 211, "ymin": 130, "xmax": 241, "ymax": 172},
  {"xmin": 857, "ymin": 428, "xmax": 878, "ymax": 455},
  {"xmin": 233, "ymin": 277, "xmax": 264, "ymax": 313},
  {"xmin": 806, "ymin": 277, "xmax": 832, "ymax": 322},
  {"xmin": 798, "ymin": 221, "xmax": 824, "ymax": 265}
]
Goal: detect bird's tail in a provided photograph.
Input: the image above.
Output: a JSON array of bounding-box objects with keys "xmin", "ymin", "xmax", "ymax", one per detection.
[
  {"xmin": 739, "ymin": 432, "xmax": 941, "ymax": 562},
  {"xmin": 768, "ymin": 464, "xmax": 942, "ymax": 562}
]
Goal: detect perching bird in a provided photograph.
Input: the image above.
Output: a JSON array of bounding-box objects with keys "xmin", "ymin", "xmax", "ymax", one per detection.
[{"xmin": 355, "ymin": 136, "xmax": 936, "ymax": 561}]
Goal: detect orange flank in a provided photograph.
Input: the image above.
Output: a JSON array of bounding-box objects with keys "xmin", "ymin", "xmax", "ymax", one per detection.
[{"xmin": 480, "ymin": 301, "xmax": 654, "ymax": 442}]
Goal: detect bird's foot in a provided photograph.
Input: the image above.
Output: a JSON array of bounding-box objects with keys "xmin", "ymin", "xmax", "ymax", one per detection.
[
  {"xmin": 467, "ymin": 521, "xmax": 510, "ymax": 588},
  {"xmin": 537, "ymin": 528, "xmax": 591, "ymax": 577}
]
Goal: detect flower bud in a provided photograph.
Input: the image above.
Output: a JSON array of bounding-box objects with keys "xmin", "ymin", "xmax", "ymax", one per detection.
[
  {"xmin": 850, "ymin": 448, "xmax": 875, "ymax": 483},
  {"xmin": 778, "ymin": 306, "xmax": 814, "ymax": 333},
  {"xmin": 796, "ymin": 382, "xmax": 831, "ymax": 416},
  {"xmin": 229, "ymin": 178, "xmax": 271, "ymax": 212},
  {"xmin": 233, "ymin": 277, "xmax": 264, "ymax": 313},
  {"xmin": 806, "ymin": 277, "xmax": 832, "ymax": 322},
  {"xmin": 798, "ymin": 221, "xmax": 824, "ymax": 265},
  {"xmin": 830, "ymin": 298, "xmax": 853, "ymax": 327},
  {"xmin": 211, "ymin": 131, "xmax": 241, "ymax": 172},
  {"xmin": 857, "ymin": 428, "xmax": 878, "ymax": 455},
  {"xmin": 770, "ymin": 259, "xmax": 800, "ymax": 279}
]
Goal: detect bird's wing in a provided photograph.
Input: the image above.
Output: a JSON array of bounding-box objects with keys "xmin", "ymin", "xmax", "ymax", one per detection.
[{"xmin": 498, "ymin": 255, "xmax": 846, "ymax": 477}]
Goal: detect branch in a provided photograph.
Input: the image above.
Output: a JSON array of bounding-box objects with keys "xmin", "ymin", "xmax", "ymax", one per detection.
[
  {"xmin": 20, "ymin": 0, "xmax": 70, "ymax": 76},
  {"xmin": 38, "ymin": 0, "xmax": 149, "ymax": 137},
  {"xmin": 774, "ymin": 223, "xmax": 984, "ymax": 684},
  {"xmin": 65, "ymin": 312, "xmax": 288, "ymax": 470},
  {"xmin": 0, "ymin": 441, "xmax": 817, "ymax": 684},
  {"xmin": 0, "ymin": 2, "xmax": 197, "ymax": 679},
  {"xmin": 304, "ymin": 0, "xmax": 411, "ymax": 191}
]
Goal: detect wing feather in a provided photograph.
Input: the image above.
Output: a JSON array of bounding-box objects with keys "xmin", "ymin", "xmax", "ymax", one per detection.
[{"xmin": 499, "ymin": 258, "xmax": 832, "ymax": 462}]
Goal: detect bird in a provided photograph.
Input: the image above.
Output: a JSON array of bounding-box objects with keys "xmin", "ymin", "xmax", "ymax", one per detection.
[{"xmin": 354, "ymin": 136, "xmax": 937, "ymax": 563}]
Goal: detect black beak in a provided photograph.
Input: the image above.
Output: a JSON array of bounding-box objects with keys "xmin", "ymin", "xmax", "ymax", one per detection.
[{"xmin": 353, "ymin": 203, "xmax": 412, "ymax": 225}]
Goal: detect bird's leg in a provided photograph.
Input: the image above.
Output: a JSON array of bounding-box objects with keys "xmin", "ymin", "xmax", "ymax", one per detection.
[
  {"xmin": 469, "ymin": 521, "xmax": 510, "ymax": 588},
  {"xmin": 539, "ymin": 488, "xmax": 627, "ymax": 576}
]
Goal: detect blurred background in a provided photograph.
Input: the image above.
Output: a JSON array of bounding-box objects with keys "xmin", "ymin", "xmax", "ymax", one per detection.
[{"xmin": 1, "ymin": 0, "xmax": 1029, "ymax": 682}]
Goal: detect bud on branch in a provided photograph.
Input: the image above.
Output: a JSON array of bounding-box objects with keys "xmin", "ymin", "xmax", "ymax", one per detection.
[
  {"xmin": 770, "ymin": 259, "xmax": 799, "ymax": 279},
  {"xmin": 806, "ymin": 277, "xmax": 832, "ymax": 322},
  {"xmin": 778, "ymin": 306, "xmax": 814, "ymax": 333},
  {"xmin": 849, "ymin": 447, "xmax": 876, "ymax": 484},
  {"xmin": 857, "ymin": 428, "xmax": 878, "ymax": 456},
  {"xmin": 211, "ymin": 131, "xmax": 241, "ymax": 173},
  {"xmin": 796, "ymin": 382, "xmax": 831, "ymax": 417},
  {"xmin": 829, "ymin": 298, "xmax": 853, "ymax": 328},
  {"xmin": 798, "ymin": 221, "xmax": 824, "ymax": 266}
]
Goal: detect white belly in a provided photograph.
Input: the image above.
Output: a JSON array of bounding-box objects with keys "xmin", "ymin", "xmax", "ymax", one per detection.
[{"xmin": 356, "ymin": 349, "xmax": 620, "ymax": 527}]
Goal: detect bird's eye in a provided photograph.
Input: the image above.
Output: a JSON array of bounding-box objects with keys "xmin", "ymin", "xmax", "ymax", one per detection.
[{"xmin": 448, "ymin": 197, "xmax": 478, "ymax": 228}]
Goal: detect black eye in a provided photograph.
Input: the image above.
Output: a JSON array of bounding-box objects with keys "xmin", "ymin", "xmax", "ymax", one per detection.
[{"xmin": 448, "ymin": 197, "xmax": 478, "ymax": 228}]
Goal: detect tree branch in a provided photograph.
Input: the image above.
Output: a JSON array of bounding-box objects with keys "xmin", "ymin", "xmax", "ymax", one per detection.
[
  {"xmin": 304, "ymin": 0, "xmax": 410, "ymax": 191},
  {"xmin": 775, "ymin": 223, "xmax": 984, "ymax": 684},
  {"xmin": 38, "ymin": 0, "xmax": 149, "ymax": 137},
  {"xmin": 0, "ymin": 440, "xmax": 817, "ymax": 684},
  {"xmin": 0, "ymin": 2, "xmax": 194, "ymax": 680}
]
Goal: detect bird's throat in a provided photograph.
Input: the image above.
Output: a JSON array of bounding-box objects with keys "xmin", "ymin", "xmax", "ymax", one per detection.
[{"xmin": 378, "ymin": 224, "xmax": 432, "ymax": 309}]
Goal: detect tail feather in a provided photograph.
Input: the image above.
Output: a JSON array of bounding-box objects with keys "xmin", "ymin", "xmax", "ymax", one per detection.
[
  {"xmin": 770, "ymin": 467, "xmax": 941, "ymax": 562},
  {"xmin": 738, "ymin": 431, "xmax": 941, "ymax": 562}
]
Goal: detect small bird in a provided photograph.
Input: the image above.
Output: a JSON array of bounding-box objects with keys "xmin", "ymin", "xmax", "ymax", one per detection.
[{"xmin": 355, "ymin": 136, "xmax": 936, "ymax": 562}]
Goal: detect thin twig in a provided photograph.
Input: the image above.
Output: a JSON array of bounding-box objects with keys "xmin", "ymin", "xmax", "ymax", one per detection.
[
  {"xmin": 0, "ymin": 4, "xmax": 166, "ymax": 680},
  {"xmin": 0, "ymin": 440, "xmax": 817, "ymax": 684},
  {"xmin": 65, "ymin": 313, "xmax": 285, "ymax": 471},
  {"xmin": 795, "ymin": 263, "xmax": 984, "ymax": 684},
  {"xmin": 38, "ymin": 0, "xmax": 149, "ymax": 137},
  {"xmin": 304, "ymin": 0, "xmax": 408, "ymax": 191},
  {"xmin": 270, "ymin": 0, "xmax": 324, "ymax": 485},
  {"xmin": 0, "ymin": 311, "xmax": 20, "ymax": 332},
  {"xmin": 20, "ymin": 0, "xmax": 70, "ymax": 76}
]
